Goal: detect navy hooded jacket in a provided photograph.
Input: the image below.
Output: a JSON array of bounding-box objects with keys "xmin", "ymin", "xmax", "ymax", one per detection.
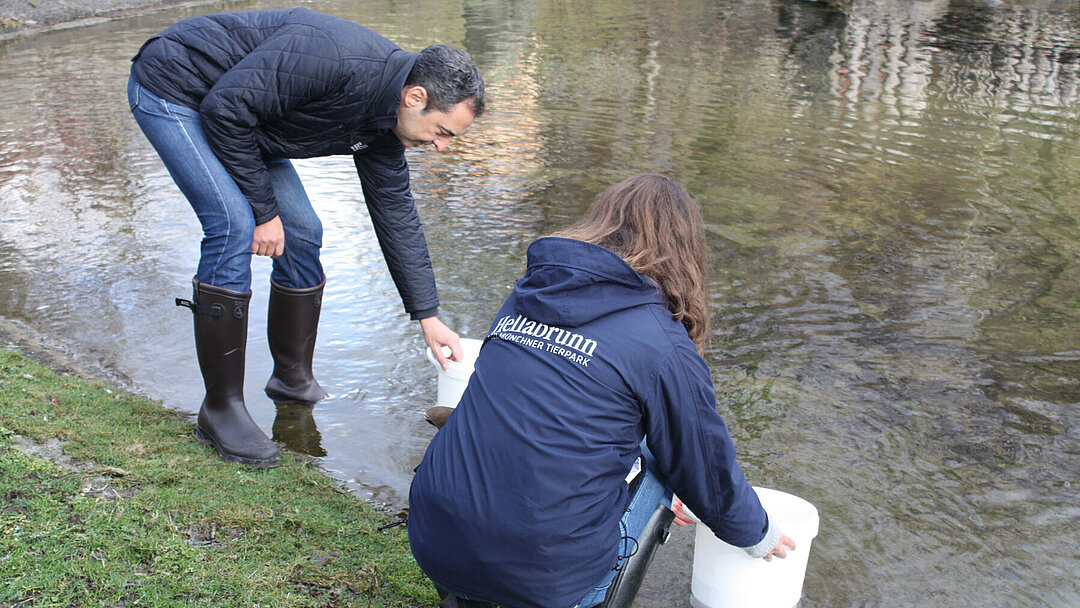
[
  {"xmin": 408, "ymin": 238, "xmax": 778, "ymax": 608},
  {"xmin": 132, "ymin": 8, "xmax": 438, "ymax": 316}
]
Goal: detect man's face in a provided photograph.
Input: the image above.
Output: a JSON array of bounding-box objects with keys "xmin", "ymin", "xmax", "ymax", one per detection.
[{"xmin": 393, "ymin": 85, "xmax": 476, "ymax": 151}]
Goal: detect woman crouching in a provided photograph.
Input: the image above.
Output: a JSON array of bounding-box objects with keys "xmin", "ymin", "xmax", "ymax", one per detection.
[{"xmin": 408, "ymin": 174, "xmax": 794, "ymax": 607}]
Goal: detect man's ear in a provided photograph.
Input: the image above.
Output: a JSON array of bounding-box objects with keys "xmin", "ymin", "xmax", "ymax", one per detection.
[{"xmin": 402, "ymin": 85, "xmax": 429, "ymax": 109}]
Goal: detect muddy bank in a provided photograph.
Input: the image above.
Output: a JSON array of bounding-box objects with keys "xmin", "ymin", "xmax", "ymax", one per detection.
[
  {"xmin": 0, "ymin": 317, "xmax": 104, "ymax": 382},
  {"xmin": 0, "ymin": 0, "xmax": 215, "ymax": 40}
]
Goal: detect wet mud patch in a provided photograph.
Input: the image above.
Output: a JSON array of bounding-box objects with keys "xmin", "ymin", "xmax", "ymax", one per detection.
[
  {"xmin": 0, "ymin": 318, "xmax": 104, "ymax": 384},
  {"xmin": 1, "ymin": 489, "xmax": 30, "ymax": 515},
  {"xmin": 8, "ymin": 433, "xmax": 136, "ymax": 502},
  {"xmin": 288, "ymin": 558, "xmax": 384, "ymax": 604},
  {"xmin": 80, "ymin": 475, "xmax": 136, "ymax": 502},
  {"xmin": 9, "ymin": 434, "xmax": 92, "ymax": 472},
  {"xmin": 184, "ymin": 522, "xmax": 245, "ymax": 547}
]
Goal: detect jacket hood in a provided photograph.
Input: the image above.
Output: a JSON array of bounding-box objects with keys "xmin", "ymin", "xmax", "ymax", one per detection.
[{"xmin": 515, "ymin": 237, "xmax": 667, "ymax": 328}]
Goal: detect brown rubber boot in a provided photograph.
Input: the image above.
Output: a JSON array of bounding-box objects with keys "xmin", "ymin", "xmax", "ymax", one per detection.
[
  {"xmin": 264, "ymin": 278, "xmax": 328, "ymax": 406},
  {"xmin": 178, "ymin": 279, "xmax": 280, "ymax": 468}
]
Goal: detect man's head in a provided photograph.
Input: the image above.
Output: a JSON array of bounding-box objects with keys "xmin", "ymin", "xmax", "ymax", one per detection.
[{"xmin": 394, "ymin": 44, "xmax": 486, "ymax": 151}]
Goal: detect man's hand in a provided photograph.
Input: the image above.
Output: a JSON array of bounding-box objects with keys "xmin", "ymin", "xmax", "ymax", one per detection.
[
  {"xmin": 420, "ymin": 316, "xmax": 462, "ymax": 371},
  {"xmin": 252, "ymin": 216, "xmax": 285, "ymax": 258}
]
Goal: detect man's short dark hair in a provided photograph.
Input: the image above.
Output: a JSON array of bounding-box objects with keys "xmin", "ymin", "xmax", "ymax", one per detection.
[{"xmin": 406, "ymin": 44, "xmax": 486, "ymax": 117}]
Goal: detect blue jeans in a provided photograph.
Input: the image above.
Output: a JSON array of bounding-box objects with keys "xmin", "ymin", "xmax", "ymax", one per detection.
[
  {"xmin": 572, "ymin": 441, "xmax": 673, "ymax": 608},
  {"xmin": 432, "ymin": 441, "xmax": 672, "ymax": 607},
  {"xmin": 127, "ymin": 69, "xmax": 324, "ymax": 292}
]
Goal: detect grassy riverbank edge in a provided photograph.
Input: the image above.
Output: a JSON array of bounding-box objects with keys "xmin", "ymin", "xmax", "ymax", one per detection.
[{"xmin": 0, "ymin": 346, "xmax": 436, "ymax": 607}]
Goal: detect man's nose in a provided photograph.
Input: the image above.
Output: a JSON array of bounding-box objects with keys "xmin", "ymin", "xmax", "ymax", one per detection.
[{"xmin": 432, "ymin": 136, "xmax": 450, "ymax": 151}]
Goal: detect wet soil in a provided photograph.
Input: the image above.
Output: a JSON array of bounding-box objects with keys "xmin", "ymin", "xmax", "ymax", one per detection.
[{"xmin": 0, "ymin": 0, "xmax": 206, "ymax": 40}]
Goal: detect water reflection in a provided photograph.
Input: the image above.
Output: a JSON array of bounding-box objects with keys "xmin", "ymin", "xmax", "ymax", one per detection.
[
  {"xmin": 2, "ymin": 0, "xmax": 1079, "ymax": 606},
  {"xmin": 272, "ymin": 403, "xmax": 326, "ymax": 457}
]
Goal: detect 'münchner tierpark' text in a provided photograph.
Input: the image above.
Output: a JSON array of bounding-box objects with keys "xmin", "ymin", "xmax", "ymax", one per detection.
[{"xmin": 488, "ymin": 314, "xmax": 598, "ymax": 367}]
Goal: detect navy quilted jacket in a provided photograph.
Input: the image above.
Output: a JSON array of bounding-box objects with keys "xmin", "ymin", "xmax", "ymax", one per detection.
[{"xmin": 132, "ymin": 8, "xmax": 439, "ymax": 316}]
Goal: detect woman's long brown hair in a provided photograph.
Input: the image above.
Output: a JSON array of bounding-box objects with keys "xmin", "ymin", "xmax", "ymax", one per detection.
[{"xmin": 554, "ymin": 174, "xmax": 710, "ymax": 353}]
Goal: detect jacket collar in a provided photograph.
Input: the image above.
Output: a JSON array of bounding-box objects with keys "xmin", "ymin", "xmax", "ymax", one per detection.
[{"xmin": 367, "ymin": 49, "xmax": 419, "ymax": 132}]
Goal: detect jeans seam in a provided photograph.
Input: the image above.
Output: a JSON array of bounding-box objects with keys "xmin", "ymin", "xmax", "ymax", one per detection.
[{"xmin": 161, "ymin": 100, "xmax": 231, "ymax": 287}]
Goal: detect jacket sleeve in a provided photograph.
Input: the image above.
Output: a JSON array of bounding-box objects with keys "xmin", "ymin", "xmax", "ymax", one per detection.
[
  {"xmin": 642, "ymin": 339, "xmax": 780, "ymax": 556},
  {"xmin": 198, "ymin": 26, "xmax": 343, "ymax": 224},
  {"xmin": 353, "ymin": 136, "xmax": 440, "ymax": 317}
]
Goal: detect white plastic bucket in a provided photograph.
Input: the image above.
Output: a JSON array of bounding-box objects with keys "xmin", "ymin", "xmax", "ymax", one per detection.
[
  {"xmin": 690, "ymin": 487, "xmax": 819, "ymax": 608},
  {"xmin": 425, "ymin": 337, "xmax": 484, "ymax": 407}
]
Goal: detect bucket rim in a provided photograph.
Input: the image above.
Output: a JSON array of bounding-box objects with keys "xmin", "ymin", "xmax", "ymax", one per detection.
[
  {"xmin": 426, "ymin": 337, "xmax": 485, "ymax": 376},
  {"xmin": 752, "ymin": 486, "xmax": 820, "ymax": 539}
]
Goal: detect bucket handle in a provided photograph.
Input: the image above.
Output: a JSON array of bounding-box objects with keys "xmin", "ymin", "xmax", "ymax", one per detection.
[{"xmin": 426, "ymin": 345, "xmax": 446, "ymax": 370}]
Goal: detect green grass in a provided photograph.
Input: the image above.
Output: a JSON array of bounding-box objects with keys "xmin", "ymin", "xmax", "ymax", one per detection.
[{"xmin": 0, "ymin": 348, "xmax": 436, "ymax": 607}]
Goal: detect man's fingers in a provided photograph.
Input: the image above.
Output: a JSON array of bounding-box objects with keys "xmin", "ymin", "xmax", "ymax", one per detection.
[
  {"xmin": 250, "ymin": 241, "xmax": 284, "ymax": 258},
  {"xmin": 447, "ymin": 340, "xmax": 463, "ymax": 363},
  {"xmin": 434, "ymin": 348, "xmax": 449, "ymax": 371}
]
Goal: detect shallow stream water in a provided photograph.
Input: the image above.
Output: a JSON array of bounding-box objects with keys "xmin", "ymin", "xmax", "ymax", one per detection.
[{"xmin": 2, "ymin": 0, "xmax": 1078, "ymax": 605}]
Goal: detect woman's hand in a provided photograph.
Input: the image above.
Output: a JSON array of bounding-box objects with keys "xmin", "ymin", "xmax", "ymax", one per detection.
[
  {"xmin": 252, "ymin": 216, "xmax": 285, "ymax": 258},
  {"xmin": 672, "ymin": 496, "xmax": 796, "ymax": 561},
  {"xmin": 420, "ymin": 317, "xmax": 462, "ymax": 371},
  {"xmin": 764, "ymin": 533, "xmax": 797, "ymax": 560},
  {"xmin": 671, "ymin": 496, "xmax": 695, "ymax": 527}
]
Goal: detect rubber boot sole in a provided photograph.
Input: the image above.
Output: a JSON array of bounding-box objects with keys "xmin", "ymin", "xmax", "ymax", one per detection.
[{"xmin": 195, "ymin": 426, "xmax": 280, "ymax": 468}]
